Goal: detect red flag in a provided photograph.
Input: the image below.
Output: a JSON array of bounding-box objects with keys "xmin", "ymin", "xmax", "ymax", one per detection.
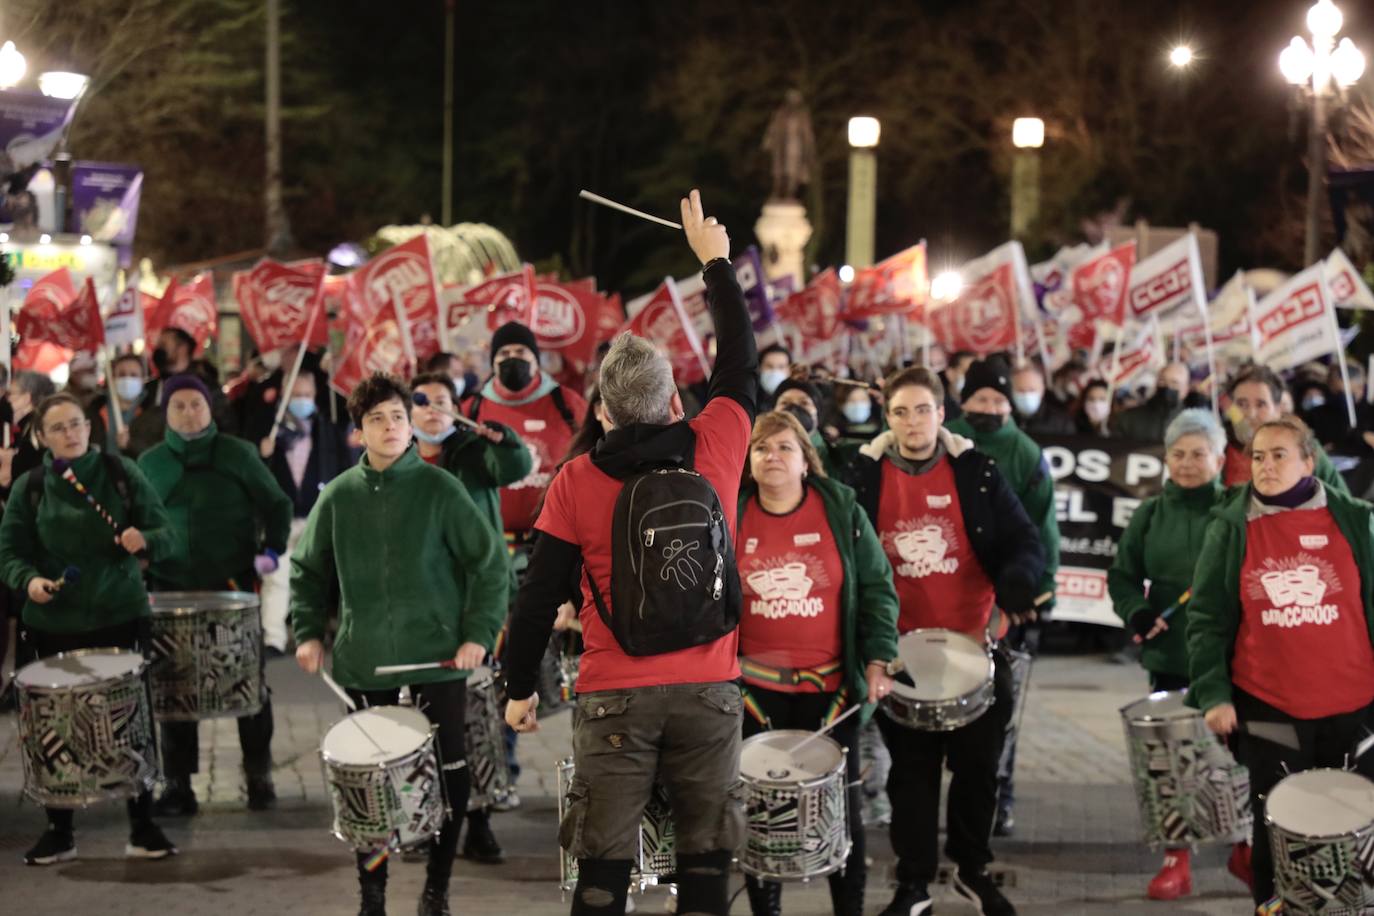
[
  {"xmin": 842, "ymin": 244, "xmax": 929, "ymax": 319},
  {"xmin": 621, "ymin": 279, "xmax": 709, "ymax": 385},
  {"xmin": 775, "ymin": 269, "xmax": 844, "ymax": 361},
  {"xmin": 150, "ymin": 273, "xmax": 218, "ymax": 349},
  {"xmin": 347, "ymin": 235, "xmax": 442, "ymax": 363},
  {"xmin": 21, "ymin": 267, "xmax": 77, "ymax": 314},
  {"xmin": 330, "ymin": 300, "xmax": 415, "ymax": 397},
  {"xmin": 454, "ymin": 265, "xmax": 535, "ymax": 332},
  {"xmin": 533, "ymin": 280, "xmax": 617, "ymax": 387},
  {"xmin": 926, "ymin": 264, "xmax": 1019, "ymax": 354},
  {"xmin": 1070, "ymin": 242, "xmax": 1135, "ymax": 326},
  {"xmin": 15, "ymin": 274, "xmax": 104, "ymax": 352},
  {"xmin": 234, "ymin": 259, "xmax": 328, "ymax": 352}
]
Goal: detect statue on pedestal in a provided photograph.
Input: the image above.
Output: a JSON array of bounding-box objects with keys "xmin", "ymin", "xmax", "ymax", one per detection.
[{"xmin": 762, "ymin": 89, "xmax": 816, "ymax": 202}]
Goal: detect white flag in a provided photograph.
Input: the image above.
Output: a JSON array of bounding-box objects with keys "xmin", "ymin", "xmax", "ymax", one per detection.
[
  {"xmin": 1207, "ymin": 271, "xmax": 1252, "ymax": 331},
  {"xmin": 104, "ymin": 270, "xmax": 146, "ymax": 349},
  {"xmin": 1326, "ymin": 248, "xmax": 1374, "ymax": 311},
  {"xmin": 1252, "ymin": 263, "xmax": 1339, "ymax": 372},
  {"xmin": 1126, "ymin": 234, "xmax": 1207, "ymax": 323}
]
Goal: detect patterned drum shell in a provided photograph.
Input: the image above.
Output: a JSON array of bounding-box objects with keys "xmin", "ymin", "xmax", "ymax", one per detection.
[
  {"xmin": 738, "ymin": 730, "xmax": 851, "ymax": 881},
  {"xmin": 1120, "ymin": 690, "xmax": 1252, "ymax": 848},
  {"xmin": 880, "ymin": 629, "xmax": 995, "ymax": 731},
  {"xmin": 556, "ymin": 757, "xmax": 676, "ymax": 893},
  {"xmin": 15, "ymin": 648, "xmax": 158, "ymax": 808},
  {"xmin": 320, "ymin": 705, "xmax": 446, "ymax": 851},
  {"xmin": 464, "ymin": 666, "xmax": 511, "ymax": 811},
  {"xmin": 1265, "ymin": 768, "xmax": 1374, "ymax": 916},
  {"xmin": 148, "ymin": 591, "xmax": 263, "ymax": 721}
]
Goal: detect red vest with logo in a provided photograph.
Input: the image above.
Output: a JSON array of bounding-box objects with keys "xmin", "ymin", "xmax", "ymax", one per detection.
[
  {"xmin": 736, "ymin": 489, "xmax": 844, "ymax": 692},
  {"xmin": 471, "ymin": 387, "xmax": 582, "ymax": 534},
  {"xmin": 1233, "ymin": 506, "xmax": 1374, "ymax": 718},
  {"xmin": 875, "ymin": 456, "xmax": 996, "ymax": 637}
]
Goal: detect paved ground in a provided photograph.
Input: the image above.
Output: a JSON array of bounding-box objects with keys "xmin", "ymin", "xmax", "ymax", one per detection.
[{"xmin": 0, "ymin": 648, "xmax": 1257, "ymax": 915}]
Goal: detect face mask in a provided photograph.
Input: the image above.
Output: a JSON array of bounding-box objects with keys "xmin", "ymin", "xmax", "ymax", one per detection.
[
  {"xmin": 1160, "ymin": 387, "xmax": 1181, "ymax": 408},
  {"xmin": 151, "ymin": 348, "xmax": 171, "ymax": 377},
  {"xmin": 1011, "ymin": 391, "xmax": 1043, "ymax": 417},
  {"xmin": 114, "ymin": 377, "xmax": 144, "ymax": 402},
  {"xmin": 497, "ymin": 358, "xmax": 533, "ymax": 391},
  {"xmin": 287, "ymin": 397, "xmax": 317, "ymax": 420},
  {"xmin": 71, "ymin": 373, "xmax": 97, "ymax": 393},
  {"xmin": 760, "ymin": 369, "xmax": 788, "ymax": 395},
  {"xmin": 414, "ymin": 425, "xmax": 456, "ymax": 445},
  {"xmin": 963, "ymin": 411, "xmax": 1005, "ymax": 434},
  {"xmin": 1301, "ymin": 394, "xmax": 1326, "ymax": 411},
  {"xmin": 452, "ymin": 375, "xmax": 466, "ymax": 399},
  {"xmin": 842, "ymin": 401, "xmax": 872, "ymax": 425},
  {"xmin": 1085, "ymin": 400, "xmax": 1111, "ymax": 423},
  {"xmin": 782, "ymin": 404, "xmax": 816, "ymax": 434},
  {"xmin": 950, "ymin": 376, "xmax": 964, "ymax": 397}
]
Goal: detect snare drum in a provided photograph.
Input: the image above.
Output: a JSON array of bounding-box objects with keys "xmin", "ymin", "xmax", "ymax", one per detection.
[
  {"xmin": 1266, "ymin": 768, "xmax": 1374, "ymax": 915},
  {"xmin": 1120, "ymin": 691, "xmax": 1251, "ymax": 847},
  {"xmin": 15, "ymin": 648, "xmax": 158, "ymax": 807},
  {"xmin": 880, "ymin": 629, "xmax": 995, "ymax": 731},
  {"xmin": 321, "ymin": 705, "xmax": 446, "ymax": 851},
  {"xmin": 557, "ymin": 757, "xmax": 676, "ymax": 892},
  {"xmin": 464, "ymin": 666, "xmax": 511, "ymax": 811},
  {"xmin": 739, "ymin": 730, "xmax": 851, "ymax": 881},
  {"xmin": 147, "ymin": 591, "xmax": 263, "ymax": 721}
]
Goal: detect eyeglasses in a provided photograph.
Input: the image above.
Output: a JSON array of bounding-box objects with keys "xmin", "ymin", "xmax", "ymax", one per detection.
[{"xmin": 45, "ymin": 419, "xmax": 89, "ymax": 436}]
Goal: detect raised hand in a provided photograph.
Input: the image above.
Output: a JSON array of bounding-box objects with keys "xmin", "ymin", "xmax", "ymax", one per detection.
[{"xmin": 679, "ymin": 189, "xmax": 730, "ymax": 266}]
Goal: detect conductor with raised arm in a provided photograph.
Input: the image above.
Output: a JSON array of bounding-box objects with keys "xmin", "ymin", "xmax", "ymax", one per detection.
[{"xmin": 502, "ymin": 190, "xmax": 757, "ymax": 916}]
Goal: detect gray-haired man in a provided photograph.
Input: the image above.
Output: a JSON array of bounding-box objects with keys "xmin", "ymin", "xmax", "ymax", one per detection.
[{"xmin": 502, "ymin": 190, "xmax": 757, "ymax": 916}]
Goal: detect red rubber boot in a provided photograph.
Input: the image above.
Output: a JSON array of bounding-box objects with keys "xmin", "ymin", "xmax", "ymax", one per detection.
[{"xmin": 1147, "ymin": 848, "xmax": 1192, "ymax": 900}]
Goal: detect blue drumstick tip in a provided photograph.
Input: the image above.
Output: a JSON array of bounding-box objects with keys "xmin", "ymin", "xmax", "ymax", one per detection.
[{"xmin": 62, "ymin": 565, "xmax": 81, "ymax": 583}]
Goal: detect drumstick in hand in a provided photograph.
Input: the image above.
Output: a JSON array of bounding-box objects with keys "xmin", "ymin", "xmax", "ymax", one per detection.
[
  {"xmin": 788, "ymin": 704, "xmax": 863, "ymax": 760},
  {"xmin": 45, "ymin": 565, "xmax": 80, "ymax": 595}
]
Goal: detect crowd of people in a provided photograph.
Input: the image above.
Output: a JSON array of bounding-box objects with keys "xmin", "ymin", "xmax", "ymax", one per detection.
[{"xmin": 1, "ymin": 189, "xmax": 1373, "ymax": 916}]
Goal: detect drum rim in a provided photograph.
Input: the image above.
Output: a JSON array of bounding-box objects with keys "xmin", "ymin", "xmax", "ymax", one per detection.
[
  {"xmin": 148, "ymin": 590, "xmax": 259, "ymax": 615},
  {"xmin": 1118, "ymin": 689, "xmax": 1197, "ymax": 722},
  {"xmin": 740, "ymin": 729, "xmax": 847, "ymax": 787},
  {"xmin": 15, "ymin": 647, "xmax": 146, "ymax": 689},
  {"xmin": 320, "ymin": 705, "xmax": 437, "ymax": 766},
  {"xmin": 888, "ymin": 628, "xmax": 994, "ymax": 704},
  {"xmin": 1262, "ymin": 767, "xmax": 1374, "ymax": 840}
]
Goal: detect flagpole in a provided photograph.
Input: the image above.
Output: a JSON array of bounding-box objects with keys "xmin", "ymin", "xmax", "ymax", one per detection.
[
  {"xmin": 270, "ymin": 302, "xmax": 323, "ymax": 440},
  {"xmin": 1320, "ymin": 268, "xmax": 1357, "ymax": 427},
  {"xmin": 102, "ymin": 348, "xmax": 126, "ymax": 446},
  {"xmin": 1105, "ymin": 322, "xmax": 1126, "ymax": 406}
]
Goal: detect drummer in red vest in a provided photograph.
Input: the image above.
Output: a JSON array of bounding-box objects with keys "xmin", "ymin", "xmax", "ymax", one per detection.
[
  {"xmin": 464, "ymin": 321, "xmax": 588, "ymax": 547},
  {"xmin": 847, "ymin": 366, "xmax": 1044, "ymax": 916},
  {"xmin": 1188, "ymin": 414, "xmax": 1374, "ymax": 913}
]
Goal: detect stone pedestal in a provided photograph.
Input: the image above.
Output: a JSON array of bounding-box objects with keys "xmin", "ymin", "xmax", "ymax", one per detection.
[{"xmin": 754, "ymin": 200, "xmax": 813, "ymax": 291}]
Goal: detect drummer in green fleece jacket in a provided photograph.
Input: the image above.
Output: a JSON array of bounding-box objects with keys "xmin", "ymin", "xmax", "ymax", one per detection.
[
  {"xmin": 0, "ymin": 392, "xmax": 179, "ymax": 865},
  {"xmin": 1107, "ymin": 408, "xmax": 1251, "ymax": 902},
  {"xmin": 290, "ymin": 372, "xmax": 506, "ymax": 916},
  {"xmin": 137, "ymin": 373, "xmax": 294, "ymax": 817}
]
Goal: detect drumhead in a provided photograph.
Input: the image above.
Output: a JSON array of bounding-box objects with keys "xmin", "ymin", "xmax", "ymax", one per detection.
[
  {"xmin": 16, "ymin": 648, "xmax": 144, "ymax": 688},
  {"xmin": 740, "ymin": 730, "xmax": 843, "ymax": 783},
  {"xmin": 894, "ymin": 629, "xmax": 990, "ymax": 701},
  {"xmin": 1120, "ymin": 690, "xmax": 1195, "ymax": 722},
  {"xmin": 1266, "ymin": 768, "xmax": 1374, "ymax": 838},
  {"xmin": 322, "ymin": 705, "xmax": 432, "ymax": 764},
  {"xmin": 148, "ymin": 591, "xmax": 259, "ymax": 616}
]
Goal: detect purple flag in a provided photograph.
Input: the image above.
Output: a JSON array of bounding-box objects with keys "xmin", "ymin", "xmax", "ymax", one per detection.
[
  {"xmin": 71, "ymin": 161, "xmax": 143, "ymax": 266},
  {"xmin": 0, "ymin": 91, "xmax": 76, "ymax": 178}
]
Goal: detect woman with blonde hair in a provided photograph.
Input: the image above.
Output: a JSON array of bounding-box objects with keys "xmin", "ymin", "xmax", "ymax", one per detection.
[{"xmin": 734, "ymin": 409, "xmax": 899, "ymax": 916}]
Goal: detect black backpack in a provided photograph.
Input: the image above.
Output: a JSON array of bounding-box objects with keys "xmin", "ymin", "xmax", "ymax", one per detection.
[{"xmin": 586, "ymin": 458, "xmax": 741, "ymax": 657}]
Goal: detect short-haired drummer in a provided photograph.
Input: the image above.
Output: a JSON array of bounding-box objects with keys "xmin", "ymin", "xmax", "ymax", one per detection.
[
  {"xmin": 0, "ymin": 393, "xmax": 180, "ymax": 864},
  {"xmin": 291, "ymin": 373, "xmax": 508, "ymax": 916},
  {"xmin": 1187, "ymin": 415, "xmax": 1374, "ymax": 909},
  {"xmin": 847, "ymin": 367, "xmax": 1045, "ymax": 916},
  {"xmin": 735, "ymin": 409, "xmax": 898, "ymax": 916}
]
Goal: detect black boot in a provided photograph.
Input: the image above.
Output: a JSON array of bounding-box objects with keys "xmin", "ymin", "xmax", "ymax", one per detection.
[
  {"xmin": 745, "ymin": 875, "xmax": 782, "ymax": 916},
  {"xmin": 246, "ymin": 774, "xmax": 277, "ymax": 811},
  {"xmin": 461, "ymin": 809, "xmax": 504, "ymax": 864},
  {"xmin": 153, "ymin": 776, "xmax": 198, "ymax": 817},
  {"xmin": 828, "ymin": 865, "xmax": 866, "ymax": 916},
  {"xmin": 417, "ymin": 879, "xmax": 452, "ymax": 916},
  {"xmin": 358, "ymin": 883, "xmax": 386, "ymax": 916}
]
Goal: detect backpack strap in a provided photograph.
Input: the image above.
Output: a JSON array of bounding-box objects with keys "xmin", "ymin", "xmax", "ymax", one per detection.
[
  {"xmin": 466, "ymin": 392, "xmax": 484, "ymax": 422},
  {"xmin": 550, "ymin": 386, "xmax": 577, "ymax": 431}
]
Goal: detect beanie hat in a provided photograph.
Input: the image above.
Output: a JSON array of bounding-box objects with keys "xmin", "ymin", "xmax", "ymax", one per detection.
[
  {"xmin": 773, "ymin": 377, "xmax": 822, "ymax": 409},
  {"xmin": 490, "ymin": 321, "xmax": 540, "ymax": 362},
  {"xmin": 961, "ymin": 357, "xmax": 1013, "ymax": 405},
  {"xmin": 161, "ymin": 373, "xmax": 212, "ymax": 410}
]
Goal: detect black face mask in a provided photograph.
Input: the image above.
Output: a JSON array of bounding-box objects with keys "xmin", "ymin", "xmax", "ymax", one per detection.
[
  {"xmin": 783, "ymin": 404, "xmax": 816, "ymax": 434},
  {"xmin": 497, "ymin": 357, "xmax": 533, "ymax": 391},
  {"xmin": 963, "ymin": 411, "xmax": 1006, "ymax": 433},
  {"xmin": 151, "ymin": 348, "xmax": 171, "ymax": 377},
  {"xmin": 1159, "ymin": 387, "xmax": 1181, "ymax": 408}
]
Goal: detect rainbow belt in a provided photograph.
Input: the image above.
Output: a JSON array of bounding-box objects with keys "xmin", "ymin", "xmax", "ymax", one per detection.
[{"xmin": 740, "ymin": 657, "xmax": 843, "ymax": 691}]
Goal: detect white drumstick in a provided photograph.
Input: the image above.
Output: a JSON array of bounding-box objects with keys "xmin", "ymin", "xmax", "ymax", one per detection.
[
  {"xmin": 320, "ymin": 668, "xmax": 357, "ymax": 712},
  {"xmin": 410, "ymin": 391, "xmax": 479, "ymax": 429},
  {"xmin": 789, "ymin": 703, "xmax": 863, "ymax": 760},
  {"xmin": 578, "ymin": 190, "xmax": 682, "ymax": 230}
]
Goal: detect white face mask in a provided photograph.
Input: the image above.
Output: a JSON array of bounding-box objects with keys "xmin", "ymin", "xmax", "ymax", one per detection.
[
  {"xmin": 760, "ymin": 369, "xmax": 788, "ymax": 395},
  {"xmin": 1085, "ymin": 400, "xmax": 1111, "ymax": 423},
  {"xmin": 453, "ymin": 374, "xmax": 466, "ymax": 399},
  {"xmin": 114, "ymin": 377, "xmax": 145, "ymax": 402},
  {"xmin": 1011, "ymin": 390, "xmax": 1043, "ymax": 417},
  {"xmin": 842, "ymin": 401, "xmax": 872, "ymax": 425}
]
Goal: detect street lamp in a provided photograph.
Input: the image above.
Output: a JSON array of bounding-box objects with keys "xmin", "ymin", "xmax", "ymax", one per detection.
[
  {"xmin": 1010, "ymin": 117, "xmax": 1044, "ymax": 239},
  {"xmin": 0, "ymin": 42, "xmax": 24, "ymax": 89},
  {"xmin": 1169, "ymin": 45, "xmax": 1195, "ymax": 68},
  {"xmin": 845, "ymin": 116, "xmax": 880, "ymax": 271},
  {"xmin": 931, "ymin": 270, "xmax": 964, "ymax": 302},
  {"xmin": 38, "ymin": 71, "xmax": 89, "ymax": 101},
  {"xmin": 1280, "ymin": 0, "xmax": 1366, "ymax": 264}
]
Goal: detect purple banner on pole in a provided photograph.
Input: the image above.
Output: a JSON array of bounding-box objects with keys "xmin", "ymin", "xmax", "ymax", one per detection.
[
  {"xmin": 0, "ymin": 91, "xmax": 76, "ymax": 177},
  {"xmin": 71, "ymin": 161, "xmax": 143, "ymax": 266},
  {"xmin": 734, "ymin": 245, "xmax": 775, "ymax": 331}
]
